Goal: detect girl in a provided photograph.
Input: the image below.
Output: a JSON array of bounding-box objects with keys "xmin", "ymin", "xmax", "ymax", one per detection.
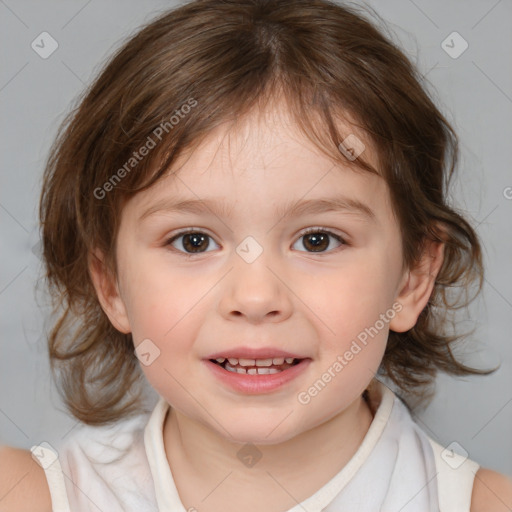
[{"xmin": 1, "ymin": 0, "xmax": 511, "ymax": 510}]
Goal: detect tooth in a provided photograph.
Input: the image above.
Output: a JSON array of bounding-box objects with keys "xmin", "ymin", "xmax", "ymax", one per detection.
[
  {"xmin": 215, "ymin": 357, "xmax": 226, "ymax": 363},
  {"xmin": 221, "ymin": 360, "xmax": 285, "ymax": 375},
  {"xmin": 272, "ymin": 357, "xmax": 285, "ymax": 365},
  {"xmin": 225, "ymin": 363, "xmax": 237, "ymax": 373},
  {"xmin": 285, "ymin": 357, "xmax": 294, "ymax": 364},
  {"xmin": 228, "ymin": 358, "xmax": 238, "ymax": 365},
  {"xmin": 238, "ymin": 358, "xmax": 256, "ymax": 367},
  {"xmin": 255, "ymin": 358, "xmax": 273, "ymax": 367}
]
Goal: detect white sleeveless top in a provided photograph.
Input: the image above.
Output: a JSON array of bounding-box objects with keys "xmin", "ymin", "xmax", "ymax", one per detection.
[{"xmin": 34, "ymin": 381, "xmax": 479, "ymax": 512}]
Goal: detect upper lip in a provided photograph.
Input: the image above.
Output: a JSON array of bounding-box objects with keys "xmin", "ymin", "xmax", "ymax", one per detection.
[{"xmin": 206, "ymin": 347, "xmax": 308, "ymax": 360}]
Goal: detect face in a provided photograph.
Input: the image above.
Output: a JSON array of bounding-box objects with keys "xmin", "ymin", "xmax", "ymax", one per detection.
[{"xmin": 101, "ymin": 106, "xmax": 412, "ymax": 445}]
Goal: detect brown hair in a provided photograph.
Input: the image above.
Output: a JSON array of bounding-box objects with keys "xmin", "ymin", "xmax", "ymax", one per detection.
[{"xmin": 39, "ymin": 0, "xmax": 495, "ymax": 425}]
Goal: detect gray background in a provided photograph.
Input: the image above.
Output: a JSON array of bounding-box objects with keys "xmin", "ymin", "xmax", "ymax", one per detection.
[{"xmin": 1, "ymin": 0, "xmax": 511, "ymax": 476}]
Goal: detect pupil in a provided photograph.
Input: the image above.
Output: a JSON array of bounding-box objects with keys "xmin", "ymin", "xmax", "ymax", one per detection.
[
  {"xmin": 184, "ymin": 233, "xmax": 208, "ymax": 253},
  {"xmin": 305, "ymin": 233, "xmax": 328, "ymax": 252},
  {"xmin": 181, "ymin": 233, "xmax": 329, "ymax": 253}
]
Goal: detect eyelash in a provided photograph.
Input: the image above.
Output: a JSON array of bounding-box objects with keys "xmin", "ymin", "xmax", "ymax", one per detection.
[{"xmin": 164, "ymin": 227, "xmax": 347, "ymax": 257}]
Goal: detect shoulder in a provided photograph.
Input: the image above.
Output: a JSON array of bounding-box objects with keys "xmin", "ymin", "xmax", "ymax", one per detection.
[
  {"xmin": 471, "ymin": 467, "xmax": 512, "ymax": 512},
  {"xmin": 0, "ymin": 445, "xmax": 52, "ymax": 512}
]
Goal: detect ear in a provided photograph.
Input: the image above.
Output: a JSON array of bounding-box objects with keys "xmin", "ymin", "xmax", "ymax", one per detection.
[
  {"xmin": 389, "ymin": 237, "xmax": 445, "ymax": 333},
  {"xmin": 88, "ymin": 249, "xmax": 131, "ymax": 334}
]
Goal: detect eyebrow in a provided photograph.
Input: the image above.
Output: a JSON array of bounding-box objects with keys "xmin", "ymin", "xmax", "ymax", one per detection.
[{"xmin": 139, "ymin": 195, "xmax": 376, "ymax": 222}]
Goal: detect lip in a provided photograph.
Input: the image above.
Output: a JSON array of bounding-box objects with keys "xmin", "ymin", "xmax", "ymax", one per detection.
[
  {"xmin": 203, "ymin": 358, "xmax": 312, "ymax": 394},
  {"xmin": 205, "ymin": 347, "xmax": 308, "ymax": 360}
]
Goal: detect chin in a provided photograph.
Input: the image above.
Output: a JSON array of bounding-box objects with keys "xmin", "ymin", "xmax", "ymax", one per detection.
[{"xmin": 220, "ymin": 421, "xmax": 299, "ymax": 446}]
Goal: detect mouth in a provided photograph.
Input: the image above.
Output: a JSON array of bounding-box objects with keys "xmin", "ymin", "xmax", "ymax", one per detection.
[
  {"xmin": 209, "ymin": 357, "xmax": 303, "ymax": 375},
  {"xmin": 204, "ymin": 355, "xmax": 311, "ymax": 394}
]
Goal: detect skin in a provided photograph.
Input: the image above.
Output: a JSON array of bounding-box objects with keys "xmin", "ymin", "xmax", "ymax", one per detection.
[
  {"xmin": 1, "ymin": 104, "xmax": 509, "ymax": 512},
  {"xmin": 90, "ymin": 102, "xmax": 448, "ymax": 511}
]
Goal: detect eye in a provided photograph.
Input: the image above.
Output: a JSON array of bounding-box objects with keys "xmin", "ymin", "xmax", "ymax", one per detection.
[
  {"xmin": 165, "ymin": 227, "xmax": 347, "ymax": 256},
  {"xmin": 292, "ymin": 227, "xmax": 346, "ymax": 253},
  {"xmin": 165, "ymin": 229, "xmax": 219, "ymax": 255}
]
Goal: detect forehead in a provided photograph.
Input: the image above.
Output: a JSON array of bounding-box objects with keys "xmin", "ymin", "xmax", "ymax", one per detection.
[
  {"xmin": 124, "ymin": 103, "xmax": 393, "ymax": 225},
  {"xmin": 174, "ymin": 103, "xmax": 380, "ymax": 177}
]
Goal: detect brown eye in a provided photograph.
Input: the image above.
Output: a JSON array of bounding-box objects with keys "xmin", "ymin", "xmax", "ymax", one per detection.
[
  {"xmin": 302, "ymin": 232, "xmax": 329, "ymax": 252},
  {"xmin": 294, "ymin": 229, "xmax": 345, "ymax": 253},
  {"xmin": 167, "ymin": 231, "xmax": 219, "ymax": 254},
  {"xmin": 182, "ymin": 233, "xmax": 209, "ymax": 252}
]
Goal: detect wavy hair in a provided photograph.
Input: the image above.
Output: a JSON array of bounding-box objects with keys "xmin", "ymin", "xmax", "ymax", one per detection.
[{"xmin": 39, "ymin": 0, "xmax": 495, "ymax": 424}]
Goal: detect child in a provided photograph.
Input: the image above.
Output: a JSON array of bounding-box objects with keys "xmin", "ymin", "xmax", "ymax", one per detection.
[{"xmin": 1, "ymin": 0, "xmax": 511, "ymax": 510}]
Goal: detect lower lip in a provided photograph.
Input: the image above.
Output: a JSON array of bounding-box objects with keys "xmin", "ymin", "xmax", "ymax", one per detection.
[{"xmin": 203, "ymin": 359, "xmax": 311, "ymax": 394}]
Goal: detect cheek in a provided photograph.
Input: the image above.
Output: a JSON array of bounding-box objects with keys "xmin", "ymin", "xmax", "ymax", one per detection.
[
  {"xmin": 131, "ymin": 308, "xmax": 202, "ymax": 407},
  {"xmin": 297, "ymin": 274, "xmax": 392, "ymax": 423},
  {"xmin": 304, "ymin": 257, "xmax": 398, "ymax": 337},
  {"xmin": 122, "ymin": 260, "xmax": 212, "ymax": 390},
  {"xmin": 135, "ymin": 305, "xmax": 213, "ymax": 415},
  {"xmin": 120, "ymin": 252, "xmax": 187, "ymax": 340}
]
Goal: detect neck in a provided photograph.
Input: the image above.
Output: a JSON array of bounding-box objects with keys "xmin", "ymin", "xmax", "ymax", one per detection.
[{"xmin": 162, "ymin": 391, "xmax": 376, "ymax": 510}]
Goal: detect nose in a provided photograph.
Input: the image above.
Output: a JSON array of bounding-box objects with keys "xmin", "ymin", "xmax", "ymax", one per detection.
[{"xmin": 218, "ymin": 251, "xmax": 293, "ymax": 324}]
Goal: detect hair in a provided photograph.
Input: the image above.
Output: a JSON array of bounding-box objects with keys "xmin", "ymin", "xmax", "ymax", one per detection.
[{"xmin": 39, "ymin": 0, "xmax": 496, "ymax": 425}]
